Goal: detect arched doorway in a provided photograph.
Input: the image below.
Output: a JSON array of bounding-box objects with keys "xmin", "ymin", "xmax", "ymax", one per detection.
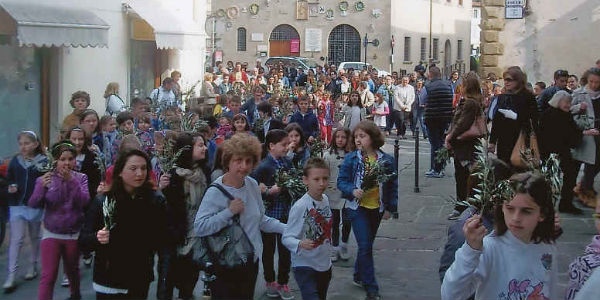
[
  {"xmin": 328, "ymin": 24, "xmax": 361, "ymax": 67},
  {"xmin": 443, "ymin": 39, "xmax": 452, "ymax": 77},
  {"xmin": 269, "ymin": 24, "xmax": 300, "ymax": 57}
]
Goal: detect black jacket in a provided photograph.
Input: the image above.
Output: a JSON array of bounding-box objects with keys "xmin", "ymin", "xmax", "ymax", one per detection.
[
  {"xmin": 79, "ymin": 150, "xmax": 101, "ymax": 201},
  {"xmin": 490, "ymin": 90, "xmax": 539, "ymax": 165},
  {"xmin": 79, "ymin": 190, "xmax": 167, "ymax": 290},
  {"xmin": 424, "ymin": 78, "xmax": 454, "ymax": 123},
  {"xmin": 538, "ymin": 107, "xmax": 583, "ymax": 160}
]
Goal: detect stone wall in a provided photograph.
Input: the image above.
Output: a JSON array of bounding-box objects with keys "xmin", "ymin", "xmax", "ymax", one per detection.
[{"xmin": 479, "ymin": 0, "xmax": 504, "ymax": 78}]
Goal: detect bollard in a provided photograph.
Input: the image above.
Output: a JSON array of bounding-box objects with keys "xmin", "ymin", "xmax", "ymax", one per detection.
[
  {"xmin": 414, "ymin": 127, "xmax": 421, "ymax": 193},
  {"xmin": 393, "ymin": 139, "xmax": 400, "ymax": 219}
]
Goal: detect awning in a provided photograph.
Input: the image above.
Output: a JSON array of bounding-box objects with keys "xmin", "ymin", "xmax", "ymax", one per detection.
[
  {"xmin": 124, "ymin": 0, "xmax": 204, "ymax": 50},
  {"xmin": 0, "ymin": 1, "xmax": 109, "ymax": 48}
]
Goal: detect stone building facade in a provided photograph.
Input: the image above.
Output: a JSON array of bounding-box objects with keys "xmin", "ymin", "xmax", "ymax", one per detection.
[
  {"xmin": 209, "ymin": 0, "xmax": 472, "ymax": 76},
  {"xmin": 479, "ymin": 0, "xmax": 600, "ymax": 84}
]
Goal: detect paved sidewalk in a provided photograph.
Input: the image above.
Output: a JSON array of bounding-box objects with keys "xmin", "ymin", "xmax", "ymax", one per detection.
[{"xmin": 0, "ymin": 138, "xmax": 597, "ymax": 300}]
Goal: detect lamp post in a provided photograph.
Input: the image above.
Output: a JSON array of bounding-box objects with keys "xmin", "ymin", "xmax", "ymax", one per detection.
[
  {"xmin": 429, "ymin": 0, "xmax": 433, "ymax": 67},
  {"xmin": 363, "ymin": 34, "xmax": 380, "ymax": 66}
]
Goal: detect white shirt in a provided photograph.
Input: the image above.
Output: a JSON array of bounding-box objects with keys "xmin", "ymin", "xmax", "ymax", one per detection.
[
  {"xmin": 441, "ymin": 230, "xmax": 558, "ymax": 300},
  {"xmin": 105, "ymin": 94, "xmax": 126, "ymax": 116},
  {"xmin": 282, "ymin": 193, "xmax": 332, "ymax": 272},
  {"xmin": 149, "ymin": 86, "xmax": 177, "ymax": 108},
  {"xmin": 394, "ymin": 84, "xmax": 415, "ymax": 112},
  {"xmin": 373, "ymin": 101, "xmax": 389, "ymax": 128}
]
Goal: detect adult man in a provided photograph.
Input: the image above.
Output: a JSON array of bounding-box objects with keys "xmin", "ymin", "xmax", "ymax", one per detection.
[
  {"xmin": 323, "ymin": 75, "xmax": 339, "ymax": 97},
  {"xmin": 256, "ymin": 101, "xmax": 284, "ymax": 143},
  {"xmin": 414, "ymin": 64, "xmax": 426, "ymax": 80},
  {"xmin": 449, "ymin": 71, "xmax": 461, "ymax": 94},
  {"xmin": 393, "ymin": 76, "xmax": 416, "ymax": 139},
  {"xmin": 228, "ymin": 62, "xmax": 248, "ymax": 84},
  {"xmin": 149, "ymin": 77, "xmax": 177, "ymax": 111},
  {"xmin": 377, "ymin": 75, "xmax": 396, "ymax": 135},
  {"xmin": 538, "ymin": 69, "xmax": 570, "ymax": 112},
  {"xmin": 295, "ymin": 68, "xmax": 307, "ymax": 87},
  {"xmin": 241, "ymin": 86, "xmax": 266, "ymax": 125},
  {"xmin": 358, "ymin": 82, "xmax": 375, "ymax": 111},
  {"xmin": 423, "ymin": 67, "xmax": 453, "ymax": 178}
]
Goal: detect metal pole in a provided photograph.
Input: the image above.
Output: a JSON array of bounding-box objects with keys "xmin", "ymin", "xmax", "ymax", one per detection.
[
  {"xmin": 391, "ymin": 35, "xmax": 395, "ymax": 74},
  {"xmin": 394, "ymin": 139, "xmax": 400, "ymax": 219},
  {"xmin": 429, "ymin": 0, "xmax": 433, "ymax": 67},
  {"xmin": 364, "ymin": 33, "xmax": 368, "ymax": 65},
  {"xmin": 414, "ymin": 127, "xmax": 421, "ymax": 193}
]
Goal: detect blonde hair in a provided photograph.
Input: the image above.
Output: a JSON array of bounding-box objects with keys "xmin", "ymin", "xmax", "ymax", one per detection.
[
  {"xmin": 221, "ymin": 134, "xmax": 262, "ymax": 172},
  {"xmin": 104, "ymin": 82, "xmax": 120, "ymax": 98},
  {"xmin": 204, "ymin": 73, "xmax": 214, "ymax": 82}
]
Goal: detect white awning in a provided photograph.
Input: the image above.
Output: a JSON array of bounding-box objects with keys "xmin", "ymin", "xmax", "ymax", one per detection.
[
  {"xmin": 124, "ymin": 0, "xmax": 204, "ymax": 50},
  {"xmin": 0, "ymin": 1, "xmax": 109, "ymax": 48}
]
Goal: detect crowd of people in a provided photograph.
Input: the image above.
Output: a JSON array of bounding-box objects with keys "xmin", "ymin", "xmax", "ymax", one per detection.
[{"xmin": 0, "ymin": 57, "xmax": 600, "ymax": 300}]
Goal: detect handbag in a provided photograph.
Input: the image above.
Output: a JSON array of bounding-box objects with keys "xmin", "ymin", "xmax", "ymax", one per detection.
[
  {"xmin": 192, "ymin": 183, "xmax": 255, "ymax": 270},
  {"xmin": 457, "ymin": 114, "xmax": 487, "ymax": 140},
  {"xmin": 510, "ymin": 125, "xmax": 540, "ymax": 169}
]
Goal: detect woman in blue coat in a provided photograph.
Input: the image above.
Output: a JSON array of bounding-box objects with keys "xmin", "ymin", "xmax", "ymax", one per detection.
[{"xmin": 337, "ymin": 121, "xmax": 397, "ymax": 300}]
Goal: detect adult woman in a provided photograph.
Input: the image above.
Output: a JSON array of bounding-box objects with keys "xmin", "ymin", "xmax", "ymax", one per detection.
[
  {"xmin": 28, "ymin": 141, "xmax": 89, "ymax": 300},
  {"xmin": 539, "ymin": 91, "xmax": 594, "ymax": 214},
  {"xmin": 194, "ymin": 134, "xmax": 285, "ymax": 300},
  {"xmin": 201, "ymin": 73, "xmax": 218, "ymax": 105},
  {"xmin": 65, "ymin": 127, "xmax": 102, "ymax": 202},
  {"xmin": 62, "ymin": 91, "xmax": 91, "ymax": 135},
  {"xmin": 80, "ymin": 150, "xmax": 167, "ymax": 299},
  {"xmin": 572, "ymin": 68, "xmax": 600, "ymax": 207},
  {"xmin": 568, "ymin": 75, "xmax": 580, "ymax": 92},
  {"xmin": 104, "ymin": 82, "xmax": 126, "ymax": 117},
  {"xmin": 159, "ymin": 133, "xmax": 209, "ymax": 300},
  {"xmin": 489, "ymin": 67, "xmax": 539, "ymax": 167}
]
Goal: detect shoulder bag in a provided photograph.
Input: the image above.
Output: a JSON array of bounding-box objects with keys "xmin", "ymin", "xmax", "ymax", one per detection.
[{"xmin": 192, "ymin": 183, "xmax": 255, "ymax": 270}]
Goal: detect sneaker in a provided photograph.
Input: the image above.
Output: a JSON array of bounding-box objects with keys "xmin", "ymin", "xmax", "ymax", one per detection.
[
  {"xmin": 266, "ymin": 281, "xmax": 279, "ymax": 298},
  {"xmin": 278, "ymin": 284, "xmax": 294, "ymax": 300},
  {"xmin": 83, "ymin": 255, "xmax": 93, "ymax": 267},
  {"xmin": 61, "ymin": 276, "xmax": 69, "ymax": 287},
  {"xmin": 365, "ymin": 292, "xmax": 382, "ymax": 300},
  {"xmin": 425, "ymin": 169, "xmax": 436, "ymax": 177},
  {"xmin": 330, "ymin": 247, "xmax": 339, "ymax": 262},
  {"xmin": 447, "ymin": 210, "xmax": 461, "ymax": 220},
  {"xmin": 24, "ymin": 266, "xmax": 38, "ymax": 280},
  {"xmin": 339, "ymin": 243, "xmax": 350, "ymax": 260},
  {"xmin": 3, "ymin": 273, "xmax": 15, "ymax": 293},
  {"xmin": 427, "ymin": 171, "xmax": 444, "ymax": 178},
  {"xmin": 352, "ymin": 278, "xmax": 364, "ymax": 288}
]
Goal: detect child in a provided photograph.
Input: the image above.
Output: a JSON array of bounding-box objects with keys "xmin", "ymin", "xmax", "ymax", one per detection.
[
  {"xmin": 343, "ymin": 91, "xmax": 367, "ymax": 131},
  {"xmin": 283, "ymin": 158, "xmax": 333, "ymax": 300},
  {"xmin": 136, "ymin": 112, "xmax": 155, "ymax": 155},
  {"xmin": 566, "ymin": 197, "xmax": 600, "ymax": 300},
  {"xmin": 28, "ymin": 141, "xmax": 89, "ymax": 300},
  {"xmin": 286, "ymin": 123, "xmax": 311, "ymax": 168},
  {"xmin": 79, "ymin": 109, "xmax": 104, "ymax": 154},
  {"xmin": 372, "ymin": 93, "xmax": 389, "ymax": 131},
  {"xmin": 257, "ymin": 101, "xmax": 284, "ymax": 143},
  {"xmin": 110, "ymin": 111, "xmax": 135, "ymax": 165},
  {"xmin": 213, "ymin": 94, "xmax": 228, "ymax": 117},
  {"xmin": 289, "ymin": 96, "xmax": 320, "ymax": 143},
  {"xmin": 215, "ymin": 116, "xmax": 232, "ymax": 143},
  {"xmin": 323, "ymin": 128, "xmax": 353, "ymax": 262},
  {"xmin": 230, "ymin": 113, "xmax": 252, "ymax": 137},
  {"xmin": 3, "ymin": 131, "xmax": 46, "ymax": 292},
  {"xmin": 222, "ymin": 95, "xmax": 242, "ymax": 120},
  {"xmin": 250, "ymin": 129, "xmax": 294, "ymax": 300},
  {"xmin": 337, "ymin": 121, "xmax": 397, "ymax": 300},
  {"xmin": 441, "ymin": 173, "xmax": 558, "ymax": 300},
  {"xmin": 100, "ymin": 115, "xmax": 117, "ymax": 167},
  {"xmin": 317, "ymin": 92, "xmax": 335, "ymax": 143}
]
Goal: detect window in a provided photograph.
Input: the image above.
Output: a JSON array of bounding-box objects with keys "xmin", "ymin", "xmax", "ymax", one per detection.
[
  {"xmin": 473, "ymin": 8, "xmax": 479, "ymax": 18},
  {"xmin": 457, "ymin": 40, "xmax": 463, "ymax": 60},
  {"xmin": 404, "ymin": 37, "xmax": 411, "ymax": 62},
  {"xmin": 433, "ymin": 38, "xmax": 439, "ymax": 61},
  {"xmin": 420, "ymin": 37, "xmax": 427, "ymax": 61},
  {"xmin": 237, "ymin": 27, "xmax": 246, "ymax": 51}
]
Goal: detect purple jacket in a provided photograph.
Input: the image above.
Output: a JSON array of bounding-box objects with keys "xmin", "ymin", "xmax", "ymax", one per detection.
[{"xmin": 28, "ymin": 171, "xmax": 90, "ymax": 235}]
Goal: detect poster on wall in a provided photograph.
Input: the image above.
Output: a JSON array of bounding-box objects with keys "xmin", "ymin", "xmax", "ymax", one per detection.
[
  {"xmin": 305, "ymin": 28, "xmax": 322, "ymax": 52},
  {"xmin": 309, "ymin": 4, "xmax": 319, "ymax": 17},
  {"xmin": 290, "ymin": 39, "xmax": 300, "ymax": 53},
  {"xmin": 296, "ymin": 1, "xmax": 309, "ymax": 20}
]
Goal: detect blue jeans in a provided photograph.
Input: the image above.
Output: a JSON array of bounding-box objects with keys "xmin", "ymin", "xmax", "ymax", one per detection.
[
  {"xmin": 293, "ymin": 267, "xmax": 332, "ymax": 300},
  {"xmin": 413, "ymin": 108, "xmax": 428, "ymax": 138},
  {"xmin": 347, "ymin": 206, "xmax": 383, "ymax": 294},
  {"xmin": 425, "ymin": 119, "xmax": 449, "ymax": 172}
]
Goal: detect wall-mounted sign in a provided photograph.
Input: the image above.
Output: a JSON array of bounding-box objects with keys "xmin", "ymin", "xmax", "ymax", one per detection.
[
  {"xmin": 251, "ymin": 33, "xmax": 264, "ymax": 41},
  {"xmin": 305, "ymin": 28, "xmax": 322, "ymax": 52},
  {"xmin": 505, "ymin": 0, "xmax": 524, "ymax": 19},
  {"xmin": 290, "ymin": 38, "xmax": 300, "ymax": 53},
  {"xmin": 257, "ymin": 44, "xmax": 268, "ymax": 52}
]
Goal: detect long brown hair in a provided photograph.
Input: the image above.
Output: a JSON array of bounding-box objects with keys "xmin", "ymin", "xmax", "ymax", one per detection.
[
  {"xmin": 463, "ymin": 72, "xmax": 484, "ymax": 104},
  {"xmin": 502, "ymin": 66, "xmax": 527, "ymax": 93},
  {"xmin": 108, "ymin": 150, "xmax": 154, "ymax": 197}
]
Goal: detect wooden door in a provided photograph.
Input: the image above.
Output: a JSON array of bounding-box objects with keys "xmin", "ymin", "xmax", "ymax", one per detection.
[{"xmin": 270, "ymin": 41, "xmax": 291, "ymax": 57}]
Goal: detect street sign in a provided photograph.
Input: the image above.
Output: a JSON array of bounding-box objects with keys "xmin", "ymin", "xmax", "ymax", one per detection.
[
  {"xmin": 506, "ymin": 0, "xmax": 525, "ymax": 5},
  {"xmin": 505, "ymin": 6, "xmax": 523, "ymax": 19}
]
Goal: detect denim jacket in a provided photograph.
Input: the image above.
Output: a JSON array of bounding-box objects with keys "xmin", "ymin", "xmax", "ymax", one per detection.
[{"xmin": 337, "ymin": 150, "xmax": 397, "ymax": 213}]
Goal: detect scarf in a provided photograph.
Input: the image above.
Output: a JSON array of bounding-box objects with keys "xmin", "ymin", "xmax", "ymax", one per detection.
[{"xmin": 175, "ymin": 167, "xmax": 207, "ymax": 255}]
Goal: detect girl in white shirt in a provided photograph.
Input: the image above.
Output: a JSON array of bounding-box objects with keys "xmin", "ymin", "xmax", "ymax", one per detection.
[
  {"xmin": 442, "ymin": 173, "xmax": 559, "ymax": 300},
  {"xmin": 372, "ymin": 93, "xmax": 389, "ymax": 130}
]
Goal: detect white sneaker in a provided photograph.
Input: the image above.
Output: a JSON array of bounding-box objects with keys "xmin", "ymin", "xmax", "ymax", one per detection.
[
  {"xmin": 330, "ymin": 247, "xmax": 339, "ymax": 262},
  {"xmin": 3, "ymin": 273, "xmax": 15, "ymax": 290},
  {"xmin": 24, "ymin": 265, "xmax": 38, "ymax": 280},
  {"xmin": 339, "ymin": 243, "xmax": 350, "ymax": 260},
  {"xmin": 61, "ymin": 275, "xmax": 69, "ymax": 287}
]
